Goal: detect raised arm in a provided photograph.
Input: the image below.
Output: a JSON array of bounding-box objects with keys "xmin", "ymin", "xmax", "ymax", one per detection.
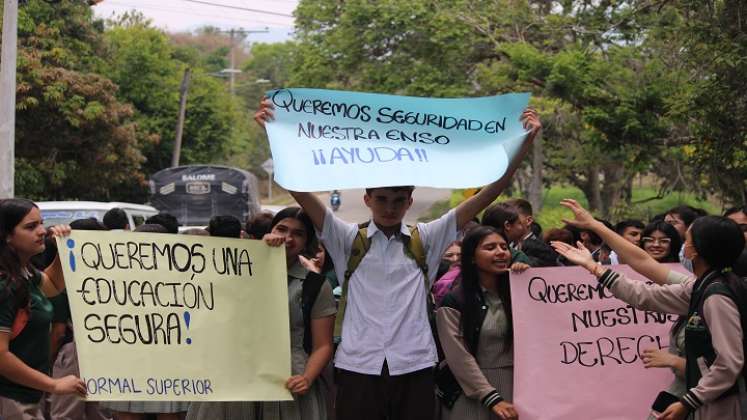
[
  {"xmin": 288, "ymin": 192, "xmax": 326, "ymax": 232},
  {"xmin": 254, "ymin": 97, "xmax": 327, "ymax": 231},
  {"xmin": 455, "ymin": 108, "xmax": 541, "ymax": 229},
  {"xmin": 559, "ymin": 199, "xmax": 672, "ymax": 285},
  {"xmin": 552, "ymin": 240, "xmax": 691, "ymax": 316}
]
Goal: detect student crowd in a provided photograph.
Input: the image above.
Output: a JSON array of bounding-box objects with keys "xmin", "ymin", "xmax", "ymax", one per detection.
[{"xmin": 0, "ymin": 104, "xmax": 745, "ymax": 420}]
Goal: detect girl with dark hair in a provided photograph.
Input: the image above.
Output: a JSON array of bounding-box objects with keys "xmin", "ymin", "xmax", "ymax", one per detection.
[
  {"xmin": 554, "ymin": 199, "xmax": 746, "ymax": 420},
  {"xmin": 436, "ymin": 226, "xmax": 518, "ymax": 420},
  {"xmin": 48, "ymin": 219, "xmax": 111, "ymax": 420},
  {"xmin": 0, "ymin": 199, "xmax": 86, "ymax": 419},
  {"xmin": 641, "ymin": 221, "xmax": 682, "ymax": 263},
  {"xmin": 187, "ymin": 206, "xmax": 335, "ymax": 420}
]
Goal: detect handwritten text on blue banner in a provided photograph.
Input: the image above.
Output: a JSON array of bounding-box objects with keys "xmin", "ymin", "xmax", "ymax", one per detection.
[{"xmin": 264, "ymin": 88, "xmax": 531, "ymax": 191}]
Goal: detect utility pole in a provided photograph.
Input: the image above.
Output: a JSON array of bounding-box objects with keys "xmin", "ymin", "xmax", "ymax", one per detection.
[
  {"xmin": 171, "ymin": 68, "xmax": 191, "ymax": 168},
  {"xmin": 0, "ymin": 0, "xmax": 18, "ymax": 199},
  {"xmin": 229, "ymin": 29, "xmax": 235, "ymax": 95},
  {"xmin": 220, "ymin": 27, "xmax": 269, "ymax": 96}
]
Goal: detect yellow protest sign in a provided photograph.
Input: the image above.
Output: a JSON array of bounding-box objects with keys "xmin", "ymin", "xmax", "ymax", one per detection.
[{"xmin": 57, "ymin": 231, "xmax": 292, "ymax": 402}]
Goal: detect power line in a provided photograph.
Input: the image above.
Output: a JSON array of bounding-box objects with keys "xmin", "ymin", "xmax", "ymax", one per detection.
[
  {"xmin": 106, "ymin": 1, "xmax": 292, "ymax": 26},
  {"xmin": 173, "ymin": 0, "xmax": 293, "ymax": 18}
]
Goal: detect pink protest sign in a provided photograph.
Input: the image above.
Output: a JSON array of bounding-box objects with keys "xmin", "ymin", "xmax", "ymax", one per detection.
[{"xmin": 511, "ymin": 265, "xmax": 687, "ymax": 420}]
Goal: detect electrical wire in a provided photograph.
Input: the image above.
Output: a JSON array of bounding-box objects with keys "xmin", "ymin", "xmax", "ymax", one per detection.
[
  {"xmin": 172, "ymin": 0, "xmax": 293, "ymax": 18},
  {"xmin": 104, "ymin": 1, "xmax": 293, "ymax": 27}
]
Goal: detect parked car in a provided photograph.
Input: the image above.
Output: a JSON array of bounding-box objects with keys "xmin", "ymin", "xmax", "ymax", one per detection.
[{"xmin": 37, "ymin": 201, "xmax": 158, "ymax": 229}]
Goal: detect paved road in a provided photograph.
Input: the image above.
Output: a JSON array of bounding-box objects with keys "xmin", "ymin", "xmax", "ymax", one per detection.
[{"xmin": 319, "ymin": 188, "xmax": 452, "ymax": 224}]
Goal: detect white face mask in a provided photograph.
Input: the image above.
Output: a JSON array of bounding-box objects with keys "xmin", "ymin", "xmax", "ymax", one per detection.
[
  {"xmin": 680, "ymin": 244, "xmax": 694, "ymax": 273},
  {"xmin": 681, "ymin": 255, "xmax": 694, "ymax": 273}
]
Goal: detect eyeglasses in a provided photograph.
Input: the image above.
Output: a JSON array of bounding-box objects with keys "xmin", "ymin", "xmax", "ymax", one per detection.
[{"xmin": 642, "ymin": 237, "xmax": 672, "ymax": 246}]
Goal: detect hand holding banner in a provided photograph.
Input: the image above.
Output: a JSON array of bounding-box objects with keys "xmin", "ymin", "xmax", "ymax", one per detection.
[
  {"xmin": 263, "ymin": 88, "xmax": 531, "ymax": 191},
  {"xmin": 58, "ymin": 231, "xmax": 292, "ymax": 402}
]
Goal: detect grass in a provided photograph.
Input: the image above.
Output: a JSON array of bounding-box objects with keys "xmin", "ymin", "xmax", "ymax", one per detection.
[{"xmin": 427, "ymin": 185, "xmax": 721, "ymax": 229}]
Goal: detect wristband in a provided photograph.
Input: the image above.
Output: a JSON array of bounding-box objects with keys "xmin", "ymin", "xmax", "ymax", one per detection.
[{"xmin": 481, "ymin": 390, "xmax": 503, "ymax": 409}]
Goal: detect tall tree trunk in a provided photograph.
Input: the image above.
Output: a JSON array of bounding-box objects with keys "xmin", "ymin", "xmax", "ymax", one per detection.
[
  {"xmin": 624, "ymin": 176, "xmax": 633, "ymax": 206},
  {"xmin": 528, "ymin": 134, "xmax": 544, "ymax": 212},
  {"xmin": 600, "ymin": 162, "xmax": 627, "ymax": 219},
  {"xmin": 569, "ymin": 166, "xmax": 602, "ymax": 213},
  {"xmin": 588, "ymin": 165, "xmax": 602, "ymax": 213}
]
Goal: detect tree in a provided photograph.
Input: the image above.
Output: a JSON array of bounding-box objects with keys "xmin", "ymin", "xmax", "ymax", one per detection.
[
  {"xmin": 668, "ymin": 0, "xmax": 747, "ymax": 204},
  {"xmin": 293, "ymin": 0, "xmax": 476, "ymax": 96},
  {"xmin": 12, "ymin": 0, "xmax": 149, "ymax": 200},
  {"xmin": 441, "ymin": 0, "xmax": 690, "ymax": 217},
  {"xmin": 103, "ymin": 17, "xmax": 256, "ymax": 195},
  {"xmin": 291, "ymin": 0, "xmax": 684, "ymax": 217}
]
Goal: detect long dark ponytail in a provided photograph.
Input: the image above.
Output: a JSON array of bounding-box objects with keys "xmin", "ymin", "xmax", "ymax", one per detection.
[
  {"xmin": 0, "ymin": 199, "xmax": 38, "ymax": 308},
  {"xmin": 692, "ymin": 215, "xmax": 747, "ymax": 310},
  {"xmin": 458, "ymin": 225, "xmax": 513, "ymax": 354}
]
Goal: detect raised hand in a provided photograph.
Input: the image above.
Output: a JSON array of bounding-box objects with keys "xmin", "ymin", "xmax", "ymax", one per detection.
[
  {"xmin": 559, "ymin": 199, "xmax": 597, "ymax": 230},
  {"xmin": 253, "ymin": 96, "xmax": 275, "ymax": 128},
  {"xmin": 520, "ymin": 108, "xmax": 541, "ymax": 135},
  {"xmin": 299, "ymin": 255, "xmax": 322, "ymax": 274},
  {"xmin": 551, "ymin": 240, "xmax": 595, "ymax": 270}
]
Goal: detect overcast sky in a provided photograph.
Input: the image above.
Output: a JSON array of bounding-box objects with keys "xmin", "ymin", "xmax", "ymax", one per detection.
[{"xmin": 93, "ymin": 0, "xmax": 298, "ymax": 43}]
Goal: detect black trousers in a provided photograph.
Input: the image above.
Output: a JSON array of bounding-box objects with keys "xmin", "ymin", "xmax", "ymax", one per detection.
[{"xmin": 335, "ymin": 362, "xmax": 435, "ymax": 420}]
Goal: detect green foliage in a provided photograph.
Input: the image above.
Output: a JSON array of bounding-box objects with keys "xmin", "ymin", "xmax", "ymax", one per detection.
[
  {"xmin": 241, "ymin": 41, "xmax": 296, "ymax": 107},
  {"xmin": 293, "ymin": 0, "xmax": 475, "ymax": 96},
  {"xmin": 7, "ymin": 4, "xmax": 262, "ymax": 201},
  {"xmin": 13, "ymin": 0, "xmax": 147, "ymax": 201},
  {"xmin": 447, "ymin": 186, "xmax": 719, "ymax": 230},
  {"xmin": 290, "ymin": 0, "xmax": 705, "ymax": 217},
  {"xmin": 6, "ymin": 0, "xmax": 745, "ymax": 207},
  {"xmin": 102, "ymin": 18, "xmax": 255, "ymax": 194},
  {"xmin": 667, "ymin": 0, "xmax": 747, "ymax": 204}
]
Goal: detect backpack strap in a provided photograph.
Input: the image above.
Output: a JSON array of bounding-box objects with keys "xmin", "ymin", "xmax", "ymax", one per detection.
[
  {"xmin": 404, "ymin": 225, "xmax": 428, "ymax": 280},
  {"xmin": 302, "ymin": 271, "xmax": 327, "ymax": 354},
  {"xmin": 334, "ymin": 223, "xmax": 371, "ymax": 338}
]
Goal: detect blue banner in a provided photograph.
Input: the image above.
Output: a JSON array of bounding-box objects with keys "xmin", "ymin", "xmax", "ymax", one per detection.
[{"xmin": 264, "ymin": 88, "xmax": 531, "ymax": 191}]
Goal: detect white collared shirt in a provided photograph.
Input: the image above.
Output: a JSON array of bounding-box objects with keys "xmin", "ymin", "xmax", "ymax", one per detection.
[{"xmin": 319, "ymin": 207, "xmax": 457, "ymax": 375}]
